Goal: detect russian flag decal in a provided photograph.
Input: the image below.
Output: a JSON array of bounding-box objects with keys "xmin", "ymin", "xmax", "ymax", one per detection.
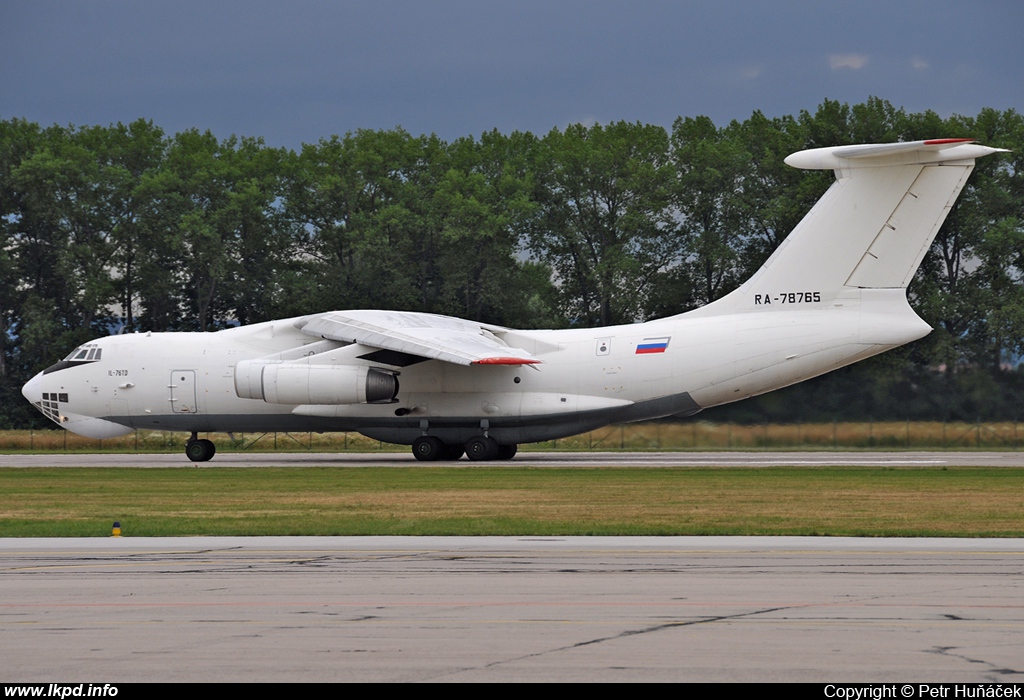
[{"xmin": 635, "ymin": 337, "xmax": 670, "ymax": 354}]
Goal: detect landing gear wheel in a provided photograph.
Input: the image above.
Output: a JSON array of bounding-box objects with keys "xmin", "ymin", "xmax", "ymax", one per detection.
[
  {"xmin": 441, "ymin": 444, "xmax": 465, "ymax": 460},
  {"xmin": 185, "ymin": 439, "xmax": 216, "ymax": 463},
  {"xmin": 496, "ymin": 444, "xmax": 518, "ymax": 460},
  {"xmin": 465, "ymin": 435, "xmax": 499, "ymax": 461},
  {"xmin": 412, "ymin": 436, "xmax": 445, "ymax": 461}
]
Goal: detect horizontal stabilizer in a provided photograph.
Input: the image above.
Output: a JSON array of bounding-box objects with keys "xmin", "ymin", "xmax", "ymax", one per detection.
[{"xmin": 785, "ymin": 139, "xmax": 1008, "ymax": 170}]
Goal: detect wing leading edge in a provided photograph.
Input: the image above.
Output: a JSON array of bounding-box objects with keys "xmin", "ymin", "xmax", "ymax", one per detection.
[{"xmin": 294, "ymin": 310, "xmax": 541, "ymax": 366}]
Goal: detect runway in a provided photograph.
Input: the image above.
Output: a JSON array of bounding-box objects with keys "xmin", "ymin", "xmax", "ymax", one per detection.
[
  {"xmin": 3, "ymin": 450, "xmax": 1024, "ymax": 467},
  {"xmin": 2, "ymin": 536, "xmax": 1023, "ymax": 682}
]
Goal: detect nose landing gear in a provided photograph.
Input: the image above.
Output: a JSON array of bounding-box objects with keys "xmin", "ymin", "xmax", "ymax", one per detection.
[{"xmin": 185, "ymin": 433, "xmax": 216, "ymax": 462}]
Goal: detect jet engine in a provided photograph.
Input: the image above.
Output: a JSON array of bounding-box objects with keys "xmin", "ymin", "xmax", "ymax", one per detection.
[{"xmin": 234, "ymin": 361, "xmax": 398, "ymax": 405}]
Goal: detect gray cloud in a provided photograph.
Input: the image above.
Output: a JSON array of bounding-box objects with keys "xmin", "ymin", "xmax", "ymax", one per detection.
[{"xmin": 2, "ymin": 0, "xmax": 1021, "ymax": 148}]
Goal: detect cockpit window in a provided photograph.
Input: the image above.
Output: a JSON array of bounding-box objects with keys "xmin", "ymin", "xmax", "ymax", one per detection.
[
  {"xmin": 63, "ymin": 344, "xmax": 101, "ymax": 362},
  {"xmin": 44, "ymin": 343, "xmax": 102, "ymax": 375}
]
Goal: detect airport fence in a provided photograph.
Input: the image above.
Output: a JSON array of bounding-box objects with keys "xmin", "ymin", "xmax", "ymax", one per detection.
[{"xmin": 1, "ymin": 420, "xmax": 1022, "ymax": 452}]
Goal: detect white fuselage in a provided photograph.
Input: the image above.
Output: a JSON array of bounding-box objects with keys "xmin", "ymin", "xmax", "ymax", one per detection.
[{"xmin": 22, "ymin": 287, "xmax": 928, "ymax": 445}]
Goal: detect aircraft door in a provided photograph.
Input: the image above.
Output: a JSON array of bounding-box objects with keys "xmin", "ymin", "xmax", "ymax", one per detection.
[{"xmin": 169, "ymin": 370, "xmax": 198, "ymax": 413}]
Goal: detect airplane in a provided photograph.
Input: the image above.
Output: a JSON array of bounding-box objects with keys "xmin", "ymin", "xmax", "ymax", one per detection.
[{"xmin": 21, "ymin": 139, "xmax": 1006, "ymax": 462}]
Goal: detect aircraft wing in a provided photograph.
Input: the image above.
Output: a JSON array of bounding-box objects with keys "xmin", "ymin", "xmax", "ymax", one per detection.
[{"xmin": 294, "ymin": 310, "xmax": 541, "ymax": 366}]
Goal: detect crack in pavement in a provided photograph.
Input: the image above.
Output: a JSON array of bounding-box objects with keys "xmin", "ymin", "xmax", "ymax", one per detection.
[
  {"xmin": 926, "ymin": 646, "xmax": 1024, "ymax": 678},
  {"xmin": 428, "ymin": 604, "xmax": 797, "ymax": 680}
]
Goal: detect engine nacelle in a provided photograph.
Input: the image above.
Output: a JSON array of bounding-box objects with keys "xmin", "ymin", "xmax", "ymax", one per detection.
[{"xmin": 234, "ymin": 361, "xmax": 398, "ymax": 405}]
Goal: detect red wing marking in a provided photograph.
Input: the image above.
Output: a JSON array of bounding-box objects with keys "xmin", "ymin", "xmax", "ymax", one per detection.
[{"xmin": 472, "ymin": 357, "xmax": 542, "ymax": 365}]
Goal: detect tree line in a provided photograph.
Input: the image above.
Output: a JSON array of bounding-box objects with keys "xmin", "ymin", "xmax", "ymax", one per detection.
[{"xmin": 2, "ymin": 97, "xmax": 1022, "ymax": 427}]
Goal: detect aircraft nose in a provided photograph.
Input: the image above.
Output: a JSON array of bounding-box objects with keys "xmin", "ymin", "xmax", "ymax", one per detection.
[{"xmin": 22, "ymin": 372, "xmax": 42, "ymax": 403}]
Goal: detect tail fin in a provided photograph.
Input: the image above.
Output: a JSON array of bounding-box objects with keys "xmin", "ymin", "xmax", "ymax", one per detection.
[{"xmin": 692, "ymin": 139, "xmax": 1006, "ymax": 315}]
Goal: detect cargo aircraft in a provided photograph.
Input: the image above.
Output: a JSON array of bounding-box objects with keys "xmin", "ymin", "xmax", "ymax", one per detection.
[{"xmin": 22, "ymin": 139, "xmax": 1005, "ymax": 462}]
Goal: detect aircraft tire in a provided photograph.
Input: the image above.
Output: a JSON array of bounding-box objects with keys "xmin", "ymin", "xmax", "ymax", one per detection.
[
  {"xmin": 496, "ymin": 444, "xmax": 517, "ymax": 460},
  {"xmin": 441, "ymin": 444, "xmax": 465, "ymax": 460},
  {"xmin": 185, "ymin": 439, "xmax": 216, "ymax": 463},
  {"xmin": 412, "ymin": 436, "xmax": 445, "ymax": 461},
  {"xmin": 465, "ymin": 435, "xmax": 499, "ymax": 461}
]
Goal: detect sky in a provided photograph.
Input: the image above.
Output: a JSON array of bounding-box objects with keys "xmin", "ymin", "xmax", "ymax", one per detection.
[{"xmin": 2, "ymin": 1, "xmax": 1022, "ymax": 149}]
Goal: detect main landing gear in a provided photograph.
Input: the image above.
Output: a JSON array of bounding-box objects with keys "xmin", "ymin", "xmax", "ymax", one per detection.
[
  {"xmin": 185, "ymin": 433, "xmax": 216, "ymax": 463},
  {"xmin": 412, "ymin": 435, "xmax": 517, "ymax": 462}
]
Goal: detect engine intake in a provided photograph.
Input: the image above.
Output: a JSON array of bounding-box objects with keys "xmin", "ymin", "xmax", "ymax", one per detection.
[{"xmin": 234, "ymin": 361, "xmax": 398, "ymax": 405}]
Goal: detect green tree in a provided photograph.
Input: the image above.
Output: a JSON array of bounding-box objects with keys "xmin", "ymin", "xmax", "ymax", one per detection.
[
  {"xmin": 426, "ymin": 130, "xmax": 555, "ymax": 326},
  {"xmin": 101, "ymin": 119, "xmax": 167, "ymax": 333},
  {"xmin": 726, "ymin": 111, "xmax": 818, "ymax": 276},
  {"xmin": 530, "ymin": 121, "xmax": 675, "ymax": 326},
  {"xmin": 668, "ymin": 116, "xmax": 750, "ymax": 308},
  {"xmin": 135, "ymin": 130, "xmax": 295, "ymax": 330},
  {"xmin": 286, "ymin": 128, "xmax": 429, "ymax": 313}
]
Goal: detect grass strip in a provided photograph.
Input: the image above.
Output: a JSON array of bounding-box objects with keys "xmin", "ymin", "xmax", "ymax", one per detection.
[{"xmin": 1, "ymin": 466, "xmax": 1022, "ymax": 537}]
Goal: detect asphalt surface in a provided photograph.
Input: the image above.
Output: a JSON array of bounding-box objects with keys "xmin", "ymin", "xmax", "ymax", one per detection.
[
  {"xmin": 2, "ymin": 536, "xmax": 1023, "ymax": 682},
  {"xmin": 2, "ymin": 450, "xmax": 1024, "ymax": 467}
]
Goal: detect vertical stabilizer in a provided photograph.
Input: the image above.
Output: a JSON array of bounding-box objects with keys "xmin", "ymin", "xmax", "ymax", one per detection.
[{"xmin": 688, "ymin": 140, "xmax": 1006, "ymax": 317}]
